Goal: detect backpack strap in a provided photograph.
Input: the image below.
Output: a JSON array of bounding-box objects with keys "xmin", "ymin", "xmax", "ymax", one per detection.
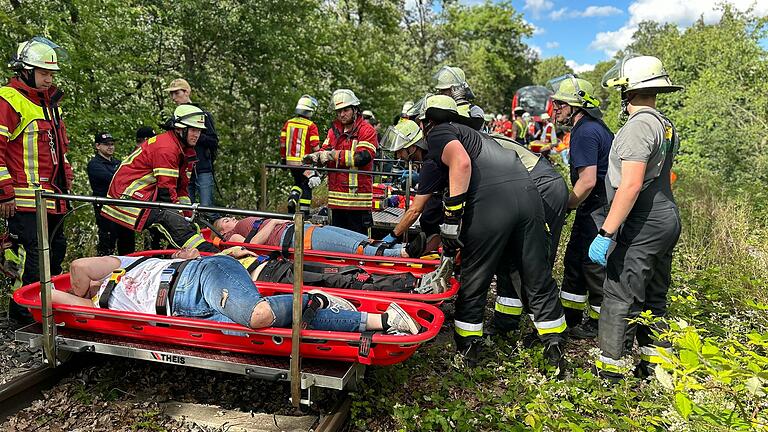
[{"xmin": 99, "ymin": 256, "xmax": 152, "ymax": 309}]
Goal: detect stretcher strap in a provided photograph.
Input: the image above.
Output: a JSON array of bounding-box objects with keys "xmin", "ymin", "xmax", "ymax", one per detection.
[
  {"xmin": 282, "ymin": 224, "xmax": 295, "ymax": 257},
  {"xmin": 244, "ymin": 219, "xmax": 265, "ymax": 243},
  {"xmin": 301, "ymin": 293, "xmax": 321, "ymax": 329},
  {"xmin": 355, "ymin": 239, "xmax": 387, "ymax": 256},
  {"xmin": 99, "ymin": 257, "xmax": 151, "ymax": 309},
  {"xmin": 156, "ymin": 260, "xmax": 191, "ymax": 316},
  {"xmin": 303, "ymin": 225, "xmax": 315, "ymax": 251},
  {"xmin": 358, "ymin": 330, "xmax": 375, "ymax": 364}
]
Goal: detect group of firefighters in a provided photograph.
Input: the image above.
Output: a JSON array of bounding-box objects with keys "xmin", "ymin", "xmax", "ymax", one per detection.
[{"xmin": 2, "ymin": 35, "xmax": 682, "ymax": 381}]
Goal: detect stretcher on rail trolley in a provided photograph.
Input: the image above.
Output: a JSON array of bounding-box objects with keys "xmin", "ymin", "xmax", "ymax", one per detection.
[
  {"xmin": 13, "ymin": 266, "xmax": 444, "ymax": 366},
  {"xmin": 202, "ymin": 232, "xmax": 459, "ymax": 303}
]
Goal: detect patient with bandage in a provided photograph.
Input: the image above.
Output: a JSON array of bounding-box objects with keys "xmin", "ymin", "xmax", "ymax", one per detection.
[{"xmin": 213, "ymin": 216, "xmax": 436, "ymax": 258}]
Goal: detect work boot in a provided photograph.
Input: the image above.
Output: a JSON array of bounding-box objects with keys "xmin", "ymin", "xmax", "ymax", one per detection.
[
  {"xmin": 307, "ymin": 290, "xmax": 357, "ymax": 312},
  {"xmin": 455, "ymin": 337, "xmax": 482, "ymax": 368},
  {"xmin": 634, "ymin": 360, "xmax": 655, "ymax": 380},
  {"xmin": 570, "ymin": 317, "xmax": 598, "ymax": 340},
  {"xmin": 543, "ymin": 340, "xmax": 566, "ymax": 378},
  {"xmin": 384, "ymin": 302, "xmax": 420, "ymax": 335},
  {"xmin": 521, "ymin": 331, "xmax": 543, "ymax": 348},
  {"xmin": 404, "ymin": 232, "xmax": 427, "ymax": 258},
  {"xmin": 564, "ymin": 307, "xmax": 584, "ymax": 328}
]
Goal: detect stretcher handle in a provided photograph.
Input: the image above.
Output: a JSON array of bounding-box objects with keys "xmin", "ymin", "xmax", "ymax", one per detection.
[
  {"xmin": 245, "ymin": 368, "xmax": 288, "ymax": 381},
  {"xmin": 264, "ymin": 163, "xmax": 399, "ymax": 178}
]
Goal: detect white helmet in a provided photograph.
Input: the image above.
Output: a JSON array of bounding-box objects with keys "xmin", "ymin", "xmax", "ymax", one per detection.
[
  {"xmin": 602, "ymin": 55, "xmax": 683, "ymax": 94},
  {"xmin": 10, "ymin": 37, "xmax": 66, "ymax": 71},
  {"xmin": 540, "ymin": 113, "xmax": 551, "ymax": 121},
  {"xmin": 172, "ymin": 104, "xmax": 207, "ymax": 129},
  {"xmin": 331, "ymin": 89, "xmax": 360, "ymax": 110},
  {"xmin": 380, "ymin": 120, "xmax": 425, "ymax": 152},
  {"xmin": 295, "ymin": 94, "xmax": 318, "ymax": 117}
]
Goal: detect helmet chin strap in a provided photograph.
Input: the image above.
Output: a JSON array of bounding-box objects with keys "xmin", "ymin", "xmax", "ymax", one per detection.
[
  {"xmin": 564, "ymin": 105, "xmax": 579, "ymax": 126},
  {"xmin": 19, "ymin": 69, "xmax": 36, "ymax": 89},
  {"xmin": 619, "ymin": 89, "xmax": 634, "ymax": 122}
]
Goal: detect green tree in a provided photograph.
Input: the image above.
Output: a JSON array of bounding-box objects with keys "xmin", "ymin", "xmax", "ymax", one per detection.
[{"xmin": 532, "ymin": 55, "xmax": 573, "ymax": 86}]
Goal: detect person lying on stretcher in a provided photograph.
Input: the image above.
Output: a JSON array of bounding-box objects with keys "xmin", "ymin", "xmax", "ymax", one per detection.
[
  {"xmin": 50, "ymin": 247, "xmax": 420, "ymax": 335},
  {"xmin": 213, "ymin": 216, "xmax": 435, "ymax": 258}
]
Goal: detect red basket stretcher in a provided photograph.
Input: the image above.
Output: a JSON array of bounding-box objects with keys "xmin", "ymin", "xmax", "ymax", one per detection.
[
  {"xmin": 13, "ymin": 271, "xmax": 444, "ymax": 366},
  {"xmin": 201, "ymin": 233, "xmax": 459, "ymax": 303}
]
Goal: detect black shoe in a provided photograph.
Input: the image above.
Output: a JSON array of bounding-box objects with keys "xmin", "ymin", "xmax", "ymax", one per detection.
[
  {"xmin": 404, "ymin": 232, "xmax": 427, "ymax": 258},
  {"xmin": 543, "ymin": 341, "xmax": 565, "ymax": 377},
  {"xmin": 456, "ymin": 338, "xmax": 482, "ymax": 368},
  {"xmin": 634, "ymin": 360, "xmax": 654, "ymax": 380},
  {"xmin": 597, "ymin": 368, "xmax": 624, "ymax": 384},
  {"xmin": 570, "ymin": 318, "xmax": 598, "ymax": 340},
  {"xmin": 521, "ymin": 331, "xmax": 543, "ymax": 348}
]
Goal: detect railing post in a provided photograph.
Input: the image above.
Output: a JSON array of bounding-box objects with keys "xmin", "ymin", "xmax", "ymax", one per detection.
[
  {"xmin": 290, "ymin": 210, "xmax": 304, "ymax": 407},
  {"xmin": 404, "ymin": 160, "xmax": 413, "ymax": 243},
  {"xmin": 260, "ymin": 163, "xmax": 268, "ymax": 211},
  {"xmin": 35, "ymin": 190, "xmax": 56, "ymax": 367}
]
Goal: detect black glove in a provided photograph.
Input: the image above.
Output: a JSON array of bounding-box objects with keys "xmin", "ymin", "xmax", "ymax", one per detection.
[{"xmin": 440, "ymin": 192, "xmax": 466, "ymax": 257}]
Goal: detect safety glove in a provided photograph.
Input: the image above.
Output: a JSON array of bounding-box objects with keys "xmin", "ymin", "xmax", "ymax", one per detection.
[
  {"xmin": 440, "ymin": 192, "xmax": 466, "ymax": 257},
  {"xmin": 588, "ymin": 230, "xmax": 615, "ymax": 267},
  {"xmin": 399, "ymin": 170, "xmax": 420, "ymax": 188},
  {"xmin": 307, "ymin": 171, "xmax": 322, "ymax": 188},
  {"xmin": 303, "ymin": 150, "xmax": 336, "ymax": 166}
]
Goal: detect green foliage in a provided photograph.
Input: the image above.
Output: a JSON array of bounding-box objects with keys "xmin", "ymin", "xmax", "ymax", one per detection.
[{"xmin": 532, "ymin": 56, "xmax": 573, "ymax": 86}]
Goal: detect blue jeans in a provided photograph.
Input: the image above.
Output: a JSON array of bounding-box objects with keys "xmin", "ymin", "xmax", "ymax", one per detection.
[
  {"xmin": 283, "ymin": 224, "xmax": 402, "ymax": 257},
  {"xmin": 189, "ymin": 171, "xmax": 215, "ymax": 206},
  {"xmin": 171, "ymin": 255, "xmax": 367, "ymax": 331}
]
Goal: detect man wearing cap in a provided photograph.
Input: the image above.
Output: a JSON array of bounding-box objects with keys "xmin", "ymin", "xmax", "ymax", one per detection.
[
  {"xmin": 87, "ymin": 132, "xmax": 136, "ymax": 256},
  {"xmin": 136, "ymin": 126, "xmax": 156, "ymax": 147},
  {"xmin": 165, "ymin": 78, "xmax": 219, "ymax": 207},
  {"xmin": 548, "ymin": 74, "xmax": 613, "ymax": 339},
  {"xmin": 0, "ymin": 37, "xmax": 73, "ymax": 323}
]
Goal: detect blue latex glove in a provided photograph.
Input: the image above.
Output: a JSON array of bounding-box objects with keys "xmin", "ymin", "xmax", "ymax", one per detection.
[
  {"xmin": 400, "ymin": 170, "xmax": 420, "ymax": 186},
  {"xmin": 382, "ymin": 232, "xmax": 399, "ymax": 245},
  {"xmin": 588, "ymin": 234, "xmax": 614, "ymax": 267}
]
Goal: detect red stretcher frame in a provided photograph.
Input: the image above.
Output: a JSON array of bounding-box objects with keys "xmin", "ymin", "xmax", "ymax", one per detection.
[
  {"xmin": 14, "ymin": 256, "xmax": 445, "ymax": 366},
  {"xmin": 202, "ymin": 229, "xmax": 460, "ymax": 303}
]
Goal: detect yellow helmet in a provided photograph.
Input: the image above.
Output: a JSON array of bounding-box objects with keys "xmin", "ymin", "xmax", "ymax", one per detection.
[
  {"xmin": 602, "ymin": 55, "xmax": 683, "ymax": 94},
  {"xmin": 423, "ymin": 94, "xmax": 460, "ymax": 123},
  {"xmin": 380, "ymin": 120, "xmax": 425, "ymax": 151},
  {"xmin": 172, "ymin": 104, "xmax": 207, "ymax": 129},
  {"xmin": 331, "ymin": 89, "xmax": 360, "ymax": 110},
  {"xmin": 433, "ymin": 66, "xmax": 466, "ymax": 90},
  {"xmin": 295, "ymin": 94, "xmax": 318, "ymax": 117},
  {"xmin": 10, "ymin": 37, "xmax": 66, "ymax": 71}
]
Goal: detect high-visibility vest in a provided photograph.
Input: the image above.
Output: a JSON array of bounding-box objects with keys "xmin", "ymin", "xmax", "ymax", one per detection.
[
  {"xmin": 280, "ymin": 116, "xmax": 320, "ymax": 165},
  {"xmin": 324, "ymin": 116, "xmax": 378, "ymax": 210},
  {"xmin": 0, "ymin": 80, "xmax": 73, "ymax": 214}
]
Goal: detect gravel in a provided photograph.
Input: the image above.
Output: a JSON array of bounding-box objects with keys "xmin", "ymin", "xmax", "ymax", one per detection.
[{"xmin": 0, "ymin": 316, "xmax": 43, "ymax": 386}]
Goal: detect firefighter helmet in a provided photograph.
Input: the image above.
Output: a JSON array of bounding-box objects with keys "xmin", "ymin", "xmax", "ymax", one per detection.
[
  {"xmin": 602, "ymin": 55, "xmax": 683, "ymax": 94},
  {"xmin": 424, "ymin": 95, "xmax": 460, "ymax": 123},
  {"xmin": 9, "ymin": 37, "xmax": 66, "ymax": 71},
  {"xmin": 172, "ymin": 104, "xmax": 207, "ymax": 129},
  {"xmin": 433, "ymin": 66, "xmax": 466, "ymax": 90},
  {"xmin": 401, "ymin": 100, "xmax": 414, "ymax": 116},
  {"xmin": 295, "ymin": 94, "xmax": 318, "ymax": 117},
  {"xmin": 380, "ymin": 120, "xmax": 425, "ymax": 152},
  {"xmin": 331, "ymin": 89, "xmax": 360, "ymax": 111}
]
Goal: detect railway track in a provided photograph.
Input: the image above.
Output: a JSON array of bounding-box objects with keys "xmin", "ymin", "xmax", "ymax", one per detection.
[{"xmin": 0, "ymin": 361, "xmax": 77, "ymax": 422}]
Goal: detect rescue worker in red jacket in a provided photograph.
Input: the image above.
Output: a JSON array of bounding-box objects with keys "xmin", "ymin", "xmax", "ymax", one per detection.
[
  {"xmin": 280, "ymin": 95, "xmax": 322, "ymax": 215},
  {"xmin": 102, "ymin": 104, "xmax": 218, "ymax": 253},
  {"xmin": 0, "ymin": 37, "xmax": 73, "ymax": 323},
  {"xmin": 303, "ymin": 89, "xmax": 378, "ymax": 235}
]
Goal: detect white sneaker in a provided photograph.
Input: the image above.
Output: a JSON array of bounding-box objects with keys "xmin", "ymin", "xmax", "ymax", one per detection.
[
  {"xmin": 308, "ymin": 289, "xmax": 357, "ymax": 311},
  {"xmin": 385, "ymin": 302, "xmax": 420, "ymax": 335}
]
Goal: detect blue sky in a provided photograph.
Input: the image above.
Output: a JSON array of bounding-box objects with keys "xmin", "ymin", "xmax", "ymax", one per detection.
[{"xmin": 506, "ymin": 0, "xmax": 768, "ymax": 72}]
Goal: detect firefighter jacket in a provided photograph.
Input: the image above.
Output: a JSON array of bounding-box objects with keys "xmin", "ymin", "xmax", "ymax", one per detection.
[
  {"xmin": 280, "ymin": 116, "xmax": 320, "ymax": 166},
  {"xmin": 102, "ymin": 131, "xmax": 194, "ymax": 231},
  {"xmin": 0, "ymin": 77, "xmax": 74, "ymax": 214},
  {"xmin": 322, "ymin": 115, "xmax": 378, "ymax": 210}
]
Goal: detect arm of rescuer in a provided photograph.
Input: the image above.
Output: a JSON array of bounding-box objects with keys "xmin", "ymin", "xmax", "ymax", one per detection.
[
  {"xmin": 0, "ymin": 99, "xmax": 18, "ymax": 218},
  {"xmin": 600, "ymin": 160, "xmax": 645, "ymax": 235},
  {"xmin": 324, "ymin": 124, "xmax": 377, "ymax": 169},
  {"xmin": 59, "ymin": 117, "xmax": 74, "ymax": 192},
  {"xmin": 279, "ymin": 120, "xmax": 288, "ymax": 164},
  {"xmin": 567, "ymin": 165, "xmax": 597, "ymax": 209},
  {"xmin": 153, "ymin": 145, "xmax": 184, "ymax": 204}
]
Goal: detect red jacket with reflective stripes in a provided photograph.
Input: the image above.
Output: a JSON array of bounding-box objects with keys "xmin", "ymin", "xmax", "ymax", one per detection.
[
  {"xmin": 322, "ymin": 116, "xmax": 377, "ymax": 210},
  {"xmin": 0, "ymin": 78, "xmax": 74, "ymax": 214},
  {"xmin": 102, "ymin": 131, "xmax": 194, "ymax": 230},
  {"xmin": 280, "ymin": 116, "xmax": 320, "ymax": 165}
]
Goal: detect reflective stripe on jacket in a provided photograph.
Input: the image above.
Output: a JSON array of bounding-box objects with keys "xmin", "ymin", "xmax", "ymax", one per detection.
[
  {"xmin": 102, "ymin": 131, "xmax": 193, "ymax": 230},
  {"xmin": 280, "ymin": 116, "xmax": 320, "ymax": 165},
  {"xmin": 323, "ymin": 116, "xmax": 377, "ymax": 210},
  {"xmin": 0, "ymin": 78, "xmax": 73, "ymax": 214}
]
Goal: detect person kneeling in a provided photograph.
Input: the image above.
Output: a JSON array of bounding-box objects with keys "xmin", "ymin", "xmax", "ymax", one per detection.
[{"xmin": 50, "ymin": 248, "xmax": 420, "ymax": 335}]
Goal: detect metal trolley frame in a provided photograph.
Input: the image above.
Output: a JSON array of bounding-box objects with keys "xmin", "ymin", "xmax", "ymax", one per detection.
[{"xmin": 21, "ymin": 190, "xmax": 362, "ymax": 406}]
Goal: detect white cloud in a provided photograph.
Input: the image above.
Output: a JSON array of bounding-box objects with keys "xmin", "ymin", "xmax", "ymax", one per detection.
[
  {"xmin": 590, "ymin": 0, "xmax": 768, "ymax": 56},
  {"xmin": 524, "ymin": 0, "xmax": 554, "ymax": 18},
  {"xmin": 582, "ymin": 5, "xmax": 623, "ymax": 17},
  {"xmin": 523, "ymin": 19, "xmax": 546, "ymax": 35},
  {"xmin": 529, "ymin": 44, "xmax": 543, "ymax": 57},
  {"xmin": 566, "ymin": 60, "xmax": 596, "ymax": 73},
  {"xmin": 545, "ymin": 41, "xmax": 560, "ymax": 49},
  {"xmin": 550, "ymin": 5, "xmax": 622, "ymax": 20}
]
